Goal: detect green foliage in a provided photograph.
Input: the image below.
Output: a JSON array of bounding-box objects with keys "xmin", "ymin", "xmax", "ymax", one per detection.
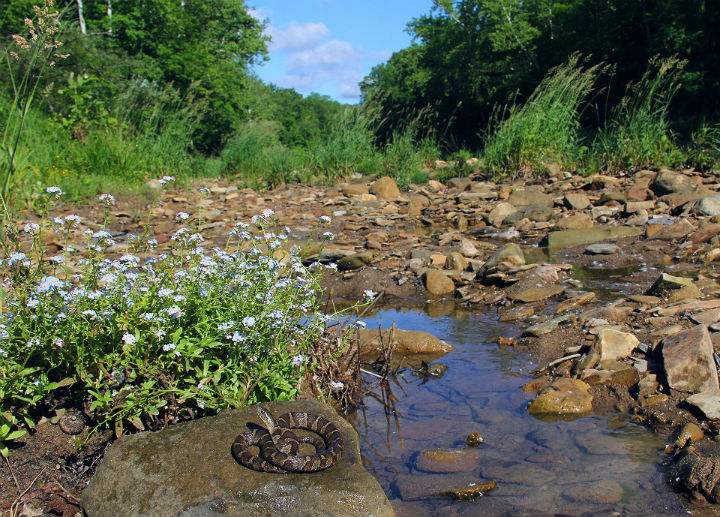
[
  {"xmin": 382, "ymin": 129, "xmax": 439, "ymax": 190},
  {"xmin": 483, "ymin": 55, "xmax": 600, "ymax": 176},
  {"xmin": 593, "ymin": 58, "xmax": 685, "ymax": 172},
  {"xmin": 309, "ymin": 107, "xmax": 377, "ymax": 178},
  {"xmin": 0, "ymin": 411, "xmax": 26, "ymax": 458},
  {"xmin": 688, "ymin": 123, "xmax": 720, "ymax": 171},
  {"xmin": 0, "ymin": 186, "xmax": 350, "ymax": 438}
]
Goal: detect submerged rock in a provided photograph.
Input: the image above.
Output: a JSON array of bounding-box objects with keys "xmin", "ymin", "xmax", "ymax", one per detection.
[
  {"xmin": 415, "ymin": 448, "xmax": 481, "ymax": 473},
  {"xmin": 544, "ymin": 226, "xmax": 642, "ymax": 251},
  {"xmin": 527, "ymin": 378, "xmax": 593, "ymax": 415},
  {"xmin": 437, "ymin": 480, "xmax": 496, "ymax": 500},
  {"xmin": 356, "ymin": 328, "xmax": 454, "ymax": 356},
  {"xmin": 82, "ymin": 401, "xmax": 394, "ymax": 517}
]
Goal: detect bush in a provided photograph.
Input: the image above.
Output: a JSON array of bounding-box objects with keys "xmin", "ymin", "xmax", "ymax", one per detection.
[
  {"xmin": 309, "ymin": 107, "xmax": 376, "ymax": 178},
  {"xmin": 483, "ymin": 55, "xmax": 601, "ymax": 177},
  {"xmin": 0, "ymin": 181, "xmax": 358, "ymax": 442}
]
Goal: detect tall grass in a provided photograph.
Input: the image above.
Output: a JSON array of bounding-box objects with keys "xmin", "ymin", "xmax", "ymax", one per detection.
[
  {"xmin": 593, "ymin": 57, "xmax": 686, "ymax": 172},
  {"xmin": 482, "ymin": 55, "xmax": 601, "ymax": 177}
]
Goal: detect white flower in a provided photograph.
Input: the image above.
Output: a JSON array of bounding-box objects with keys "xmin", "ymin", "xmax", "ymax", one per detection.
[
  {"xmin": 175, "ymin": 212, "xmax": 189, "ymax": 222},
  {"xmin": 45, "ymin": 186, "xmax": 63, "ymax": 198},
  {"xmin": 23, "ymin": 222, "xmax": 40, "ymax": 233},
  {"xmin": 262, "ymin": 209, "xmax": 275, "ymax": 218},
  {"xmin": 329, "ymin": 380, "xmax": 345, "ymax": 392},
  {"xmin": 64, "ymin": 214, "xmax": 82, "ymax": 225},
  {"xmin": 37, "ymin": 276, "xmax": 63, "ymax": 293},
  {"xmin": 242, "ymin": 316, "xmax": 256, "ymax": 327},
  {"xmin": 363, "ymin": 289, "xmax": 376, "ymax": 300},
  {"xmin": 322, "ymin": 232, "xmax": 335, "ymax": 240},
  {"xmin": 319, "ymin": 215, "xmax": 331, "ymax": 224},
  {"xmin": 163, "ymin": 343, "xmax": 176, "ymax": 352},
  {"xmin": 99, "ymin": 193, "xmax": 115, "ymax": 205},
  {"xmin": 354, "ymin": 320, "xmax": 367, "ymax": 329},
  {"xmin": 291, "ymin": 354, "xmax": 308, "ymax": 367},
  {"xmin": 158, "ymin": 175, "xmax": 175, "ymax": 185},
  {"xmin": 122, "ymin": 333, "xmax": 136, "ymax": 346},
  {"xmin": 53, "ymin": 337, "xmax": 64, "ymax": 347}
]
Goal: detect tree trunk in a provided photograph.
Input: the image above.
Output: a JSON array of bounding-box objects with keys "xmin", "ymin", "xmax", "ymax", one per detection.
[
  {"xmin": 107, "ymin": 0, "xmax": 113, "ymax": 34},
  {"xmin": 77, "ymin": 0, "xmax": 86, "ymax": 34}
]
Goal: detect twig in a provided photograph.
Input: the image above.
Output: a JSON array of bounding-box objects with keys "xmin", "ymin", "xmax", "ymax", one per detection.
[
  {"xmin": 4, "ymin": 454, "xmax": 20, "ymax": 495},
  {"xmin": 533, "ymin": 353, "xmax": 582, "ymax": 374},
  {"xmin": 10, "ymin": 469, "xmax": 45, "ymax": 517},
  {"xmin": 360, "ymin": 368, "xmax": 383, "ymax": 379}
]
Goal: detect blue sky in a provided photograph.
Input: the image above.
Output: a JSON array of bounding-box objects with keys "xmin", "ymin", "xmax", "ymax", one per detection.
[{"xmin": 249, "ymin": 1, "xmax": 435, "ymax": 104}]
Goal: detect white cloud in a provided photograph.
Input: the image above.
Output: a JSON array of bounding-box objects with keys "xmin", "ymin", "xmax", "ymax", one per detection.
[
  {"xmin": 248, "ymin": 7, "xmax": 271, "ymax": 22},
  {"xmin": 287, "ymin": 40, "xmax": 359, "ymax": 71},
  {"xmin": 267, "ymin": 21, "xmax": 330, "ymax": 52},
  {"xmin": 339, "ymin": 82, "xmax": 361, "ymax": 99}
]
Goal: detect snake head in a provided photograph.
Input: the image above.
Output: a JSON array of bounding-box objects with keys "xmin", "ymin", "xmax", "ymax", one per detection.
[{"xmin": 256, "ymin": 406, "xmax": 277, "ymax": 432}]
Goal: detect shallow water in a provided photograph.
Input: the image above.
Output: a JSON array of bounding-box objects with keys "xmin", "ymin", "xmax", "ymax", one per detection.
[{"xmin": 349, "ymin": 307, "xmax": 700, "ymax": 517}]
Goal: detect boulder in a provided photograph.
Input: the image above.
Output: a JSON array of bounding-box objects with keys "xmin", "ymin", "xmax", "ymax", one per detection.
[
  {"xmin": 527, "ymin": 378, "xmax": 593, "ymax": 415},
  {"xmin": 595, "ymin": 329, "xmax": 639, "ymax": 361},
  {"xmin": 564, "ymin": 193, "xmax": 591, "ymax": 210},
  {"xmin": 487, "ymin": 202, "xmax": 517, "ymax": 226},
  {"xmin": 686, "ymin": 390, "xmax": 720, "ymax": 420},
  {"xmin": 554, "ymin": 213, "xmax": 593, "ymax": 230},
  {"xmin": 337, "ymin": 251, "xmax": 374, "ymax": 270},
  {"xmin": 660, "ymin": 324, "xmax": 719, "ymax": 394},
  {"xmin": 356, "ymin": 328, "xmax": 454, "ymax": 356},
  {"xmin": 647, "ymin": 219, "xmax": 695, "ymax": 241},
  {"xmin": 585, "ymin": 243, "xmax": 620, "ymax": 255},
  {"xmin": 477, "ymin": 243, "xmax": 525, "ymax": 279},
  {"xmin": 82, "ymin": 401, "xmax": 394, "ymax": 517},
  {"xmin": 668, "ymin": 441, "xmax": 720, "ymax": 503},
  {"xmin": 507, "ymin": 285, "xmax": 564, "ymax": 303},
  {"xmin": 696, "ymin": 193, "xmax": 720, "ymax": 217},
  {"xmin": 650, "ymin": 169, "xmax": 693, "ymax": 196},
  {"xmin": 341, "ymin": 183, "xmax": 369, "ymax": 197},
  {"xmin": 423, "ymin": 270, "xmax": 455, "ymax": 295},
  {"xmin": 647, "ymin": 273, "xmax": 696, "ymax": 296},
  {"xmin": 508, "ymin": 189, "xmax": 552, "ymax": 209},
  {"xmin": 369, "ymin": 176, "xmax": 401, "ymax": 201}
]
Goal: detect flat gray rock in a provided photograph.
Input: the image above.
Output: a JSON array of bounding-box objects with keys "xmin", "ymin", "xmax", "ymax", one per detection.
[{"xmin": 82, "ymin": 401, "xmax": 394, "ymax": 517}]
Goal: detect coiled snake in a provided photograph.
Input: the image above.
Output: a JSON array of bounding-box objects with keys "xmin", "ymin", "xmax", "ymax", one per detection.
[{"xmin": 231, "ymin": 406, "xmax": 344, "ymax": 473}]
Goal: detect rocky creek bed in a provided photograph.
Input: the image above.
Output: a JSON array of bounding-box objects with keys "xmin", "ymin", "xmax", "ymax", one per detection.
[{"xmin": 5, "ymin": 166, "xmax": 720, "ymax": 515}]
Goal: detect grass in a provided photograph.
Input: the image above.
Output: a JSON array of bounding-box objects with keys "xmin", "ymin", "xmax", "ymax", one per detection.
[
  {"xmin": 482, "ymin": 54, "xmax": 602, "ymax": 177},
  {"xmin": 592, "ymin": 57, "xmax": 686, "ymax": 172}
]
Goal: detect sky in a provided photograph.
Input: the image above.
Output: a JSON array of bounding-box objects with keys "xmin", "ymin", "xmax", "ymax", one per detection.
[{"xmin": 249, "ymin": 0, "xmax": 436, "ymax": 104}]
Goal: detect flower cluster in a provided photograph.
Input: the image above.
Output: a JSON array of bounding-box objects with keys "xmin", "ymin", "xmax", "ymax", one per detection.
[{"xmin": 0, "ymin": 192, "xmax": 347, "ymax": 437}]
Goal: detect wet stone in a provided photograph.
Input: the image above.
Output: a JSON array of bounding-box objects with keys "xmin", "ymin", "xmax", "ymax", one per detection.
[
  {"xmin": 414, "ymin": 448, "xmax": 481, "ymax": 473},
  {"xmin": 584, "ymin": 243, "xmax": 620, "ymax": 255},
  {"xmin": 661, "ymin": 325, "xmax": 719, "ymax": 394},
  {"xmin": 563, "ymin": 480, "xmax": 624, "ymax": 504},
  {"xmin": 527, "ymin": 378, "xmax": 593, "ymax": 415},
  {"xmin": 686, "ymin": 390, "xmax": 720, "ymax": 421},
  {"xmin": 437, "ymin": 480, "xmax": 497, "ymax": 501},
  {"xmin": 508, "ymin": 285, "xmax": 564, "ymax": 303}
]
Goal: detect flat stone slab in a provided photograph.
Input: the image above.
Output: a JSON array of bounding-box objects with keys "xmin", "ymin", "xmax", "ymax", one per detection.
[
  {"xmin": 544, "ymin": 226, "xmax": 642, "ymax": 251},
  {"xmin": 82, "ymin": 401, "xmax": 394, "ymax": 517},
  {"xmin": 661, "ymin": 324, "xmax": 719, "ymax": 394}
]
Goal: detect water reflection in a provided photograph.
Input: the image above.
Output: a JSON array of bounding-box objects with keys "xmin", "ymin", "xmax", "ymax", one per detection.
[{"xmin": 350, "ymin": 308, "xmax": 699, "ymax": 517}]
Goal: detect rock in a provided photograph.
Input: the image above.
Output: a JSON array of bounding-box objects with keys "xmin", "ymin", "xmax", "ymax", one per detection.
[
  {"xmin": 581, "ymin": 362, "xmax": 639, "ymax": 387},
  {"xmin": 341, "ymin": 183, "xmax": 369, "ymax": 197},
  {"xmin": 668, "ymin": 441, "xmax": 720, "ymax": 503},
  {"xmin": 523, "ymin": 314, "xmax": 576, "ymax": 337},
  {"xmin": 445, "ymin": 252, "xmax": 468, "ymax": 271},
  {"xmin": 487, "ymin": 202, "xmax": 517, "ymax": 226},
  {"xmin": 414, "ymin": 448, "xmax": 481, "ymax": 473},
  {"xmin": 563, "ymin": 480, "xmax": 624, "ymax": 504},
  {"xmin": 544, "ymin": 226, "xmax": 642, "ymax": 251},
  {"xmin": 356, "ymin": 328, "xmax": 453, "ymax": 356},
  {"xmin": 674, "ymin": 422, "xmax": 706, "ymax": 447},
  {"xmin": 458, "ymin": 238, "xmax": 478, "ymax": 258},
  {"xmin": 508, "ymin": 189, "xmax": 552, "ymax": 210},
  {"xmin": 477, "ymin": 243, "xmax": 525, "ymax": 279},
  {"xmin": 451, "ymin": 214, "xmax": 468, "ymax": 231},
  {"xmin": 437, "ymin": 480, "xmax": 496, "ymax": 501},
  {"xmin": 696, "ymin": 193, "xmax": 720, "ymax": 217},
  {"xmin": 527, "ymin": 378, "xmax": 593, "ymax": 415},
  {"xmin": 466, "ymin": 432, "xmax": 485, "ymax": 447},
  {"xmin": 448, "ymin": 177, "xmax": 472, "ymax": 190},
  {"xmin": 508, "ymin": 285, "xmax": 564, "ymax": 303},
  {"xmin": 661, "ymin": 324, "xmax": 719, "ymax": 394},
  {"xmin": 625, "ymin": 200, "xmax": 655, "ymax": 213},
  {"xmin": 647, "ymin": 272, "xmax": 696, "ymax": 296},
  {"xmin": 595, "ymin": 329, "xmax": 639, "ymax": 361},
  {"xmin": 369, "ymin": 176, "xmax": 401, "ymax": 201},
  {"xmin": 522, "ymin": 203, "xmax": 554, "ymax": 222},
  {"xmin": 499, "ymin": 305, "xmax": 535, "ymax": 322},
  {"xmin": 336, "ymin": 251, "xmax": 374, "ymax": 271},
  {"xmin": 585, "ymin": 243, "xmax": 620, "ymax": 255},
  {"xmin": 647, "ymin": 219, "xmax": 695, "ymax": 241},
  {"xmin": 564, "ymin": 193, "xmax": 591, "ymax": 210},
  {"xmin": 554, "ymin": 213, "xmax": 594, "ymax": 230},
  {"xmin": 690, "ymin": 308, "xmax": 720, "ymax": 326},
  {"xmin": 423, "ymin": 270, "xmax": 455, "ymax": 295},
  {"xmin": 651, "ymin": 169, "xmax": 693, "ymax": 196},
  {"xmin": 599, "ymin": 191, "xmax": 627, "ymax": 204},
  {"xmin": 686, "ymin": 390, "xmax": 720, "ymax": 420},
  {"xmin": 82, "ymin": 401, "xmax": 394, "ymax": 517}
]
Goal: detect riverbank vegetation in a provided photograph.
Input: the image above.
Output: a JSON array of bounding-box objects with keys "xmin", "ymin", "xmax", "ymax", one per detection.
[{"xmin": 1, "ymin": 0, "xmax": 720, "ymax": 209}]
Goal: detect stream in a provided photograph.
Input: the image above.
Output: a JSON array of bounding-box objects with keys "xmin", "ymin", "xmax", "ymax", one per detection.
[{"xmin": 349, "ymin": 306, "xmax": 702, "ymax": 517}]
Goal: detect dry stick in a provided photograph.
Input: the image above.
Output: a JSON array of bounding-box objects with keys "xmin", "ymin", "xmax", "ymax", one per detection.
[
  {"xmin": 534, "ymin": 353, "xmax": 582, "ymax": 374},
  {"xmin": 10, "ymin": 469, "xmax": 45, "ymax": 517},
  {"xmin": 4, "ymin": 454, "xmax": 20, "ymax": 494}
]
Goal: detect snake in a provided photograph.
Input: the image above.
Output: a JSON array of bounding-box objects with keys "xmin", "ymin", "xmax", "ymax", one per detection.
[{"xmin": 231, "ymin": 406, "xmax": 345, "ymax": 473}]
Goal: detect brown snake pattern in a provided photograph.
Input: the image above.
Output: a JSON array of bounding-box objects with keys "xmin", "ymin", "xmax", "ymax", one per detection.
[{"xmin": 231, "ymin": 407, "xmax": 344, "ymax": 473}]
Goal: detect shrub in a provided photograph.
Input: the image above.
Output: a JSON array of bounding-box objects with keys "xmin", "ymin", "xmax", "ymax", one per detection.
[{"xmin": 0, "ymin": 181, "xmax": 358, "ymax": 443}]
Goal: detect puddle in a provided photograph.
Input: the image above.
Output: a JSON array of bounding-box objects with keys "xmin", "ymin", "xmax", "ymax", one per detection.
[
  {"xmin": 570, "ymin": 263, "xmax": 662, "ymax": 301},
  {"xmin": 350, "ymin": 308, "xmax": 705, "ymax": 517}
]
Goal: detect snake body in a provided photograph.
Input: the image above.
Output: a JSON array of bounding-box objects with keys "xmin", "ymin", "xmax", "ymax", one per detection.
[{"xmin": 231, "ymin": 407, "xmax": 344, "ymax": 473}]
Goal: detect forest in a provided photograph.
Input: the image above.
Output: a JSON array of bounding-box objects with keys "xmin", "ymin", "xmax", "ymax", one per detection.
[{"xmin": 1, "ymin": 0, "xmax": 720, "ymax": 205}]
